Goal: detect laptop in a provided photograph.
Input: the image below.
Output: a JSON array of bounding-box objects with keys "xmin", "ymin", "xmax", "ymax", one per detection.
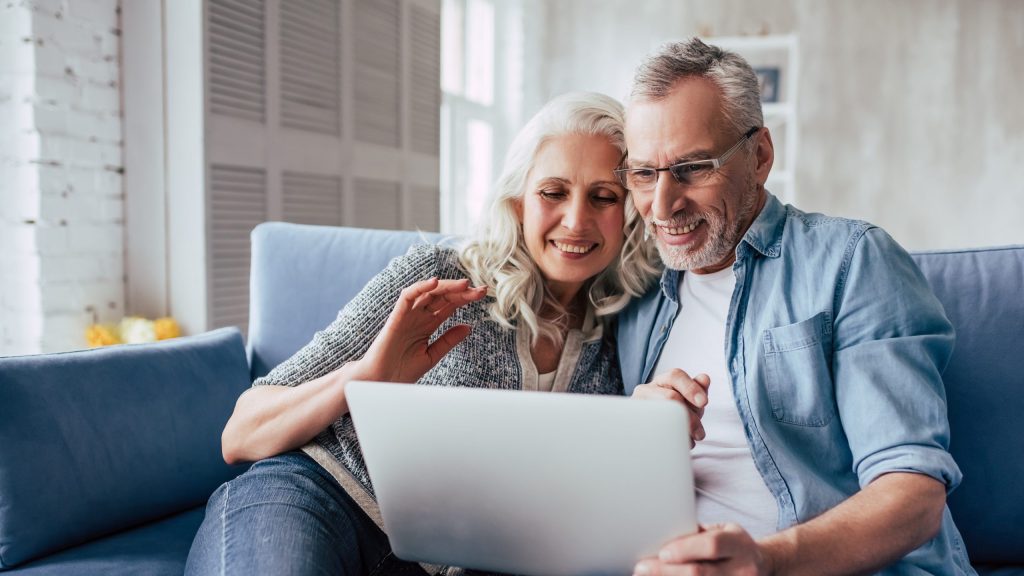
[{"xmin": 345, "ymin": 381, "xmax": 697, "ymax": 576}]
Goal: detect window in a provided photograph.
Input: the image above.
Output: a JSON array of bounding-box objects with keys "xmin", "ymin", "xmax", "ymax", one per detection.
[{"xmin": 440, "ymin": 0, "xmax": 519, "ymax": 236}]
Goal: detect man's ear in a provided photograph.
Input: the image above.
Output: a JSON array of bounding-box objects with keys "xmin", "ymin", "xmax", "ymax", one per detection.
[{"xmin": 754, "ymin": 128, "xmax": 775, "ymax": 186}]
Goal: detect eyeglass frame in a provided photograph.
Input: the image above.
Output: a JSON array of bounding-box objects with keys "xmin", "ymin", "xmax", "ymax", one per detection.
[{"xmin": 614, "ymin": 126, "xmax": 760, "ymax": 190}]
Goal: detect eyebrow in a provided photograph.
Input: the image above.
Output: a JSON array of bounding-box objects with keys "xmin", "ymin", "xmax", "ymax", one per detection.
[
  {"xmin": 535, "ymin": 177, "xmax": 624, "ymax": 189},
  {"xmin": 627, "ymin": 150, "xmax": 714, "ymax": 168}
]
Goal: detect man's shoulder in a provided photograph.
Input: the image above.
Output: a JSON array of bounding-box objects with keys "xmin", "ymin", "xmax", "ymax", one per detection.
[
  {"xmin": 782, "ymin": 203, "xmax": 875, "ymax": 239},
  {"xmin": 776, "ymin": 203, "xmax": 887, "ymax": 263}
]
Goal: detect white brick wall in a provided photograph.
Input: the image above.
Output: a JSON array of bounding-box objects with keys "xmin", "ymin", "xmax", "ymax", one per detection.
[{"xmin": 0, "ymin": 0, "xmax": 124, "ymax": 355}]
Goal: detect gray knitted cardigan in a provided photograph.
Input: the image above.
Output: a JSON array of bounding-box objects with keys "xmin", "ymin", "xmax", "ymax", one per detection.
[{"xmin": 252, "ymin": 243, "xmax": 622, "ymax": 572}]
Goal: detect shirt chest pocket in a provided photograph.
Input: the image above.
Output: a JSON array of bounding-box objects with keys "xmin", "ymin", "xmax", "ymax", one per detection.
[{"xmin": 761, "ymin": 311, "xmax": 835, "ymax": 427}]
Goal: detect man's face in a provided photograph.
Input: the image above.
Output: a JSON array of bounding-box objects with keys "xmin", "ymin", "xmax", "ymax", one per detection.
[{"xmin": 624, "ymin": 77, "xmax": 770, "ymax": 273}]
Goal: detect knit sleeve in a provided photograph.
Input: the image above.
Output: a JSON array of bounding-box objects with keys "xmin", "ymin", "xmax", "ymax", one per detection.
[{"xmin": 252, "ymin": 243, "xmax": 449, "ymax": 388}]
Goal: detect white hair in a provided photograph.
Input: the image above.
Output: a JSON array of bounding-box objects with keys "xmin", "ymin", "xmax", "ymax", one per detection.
[
  {"xmin": 459, "ymin": 92, "xmax": 661, "ymax": 346},
  {"xmin": 631, "ymin": 38, "xmax": 764, "ymax": 138}
]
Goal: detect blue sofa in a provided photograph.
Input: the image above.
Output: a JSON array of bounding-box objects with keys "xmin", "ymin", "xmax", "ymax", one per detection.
[
  {"xmin": 1, "ymin": 221, "xmax": 1021, "ymax": 574},
  {"xmin": 0, "ymin": 328, "xmax": 251, "ymax": 574}
]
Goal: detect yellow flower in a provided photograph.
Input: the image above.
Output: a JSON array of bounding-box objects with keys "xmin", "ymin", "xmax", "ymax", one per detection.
[
  {"xmin": 120, "ymin": 316, "xmax": 156, "ymax": 344},
  {"xmin": 154, "ymin": 317, "xmax": 181, "ymax": 340},
  {"xmin": 86, "ymin": 324, "xmax": 121, "ymax": 347},
  {"xmin": 85, "ymin": 316, "xmax": 183, "ymax": 347}
]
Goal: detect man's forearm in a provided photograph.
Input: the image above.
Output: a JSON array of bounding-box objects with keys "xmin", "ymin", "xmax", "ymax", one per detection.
[{"xmin": 759, "ymin": 473, "xmax": 947, "ymax": 576}]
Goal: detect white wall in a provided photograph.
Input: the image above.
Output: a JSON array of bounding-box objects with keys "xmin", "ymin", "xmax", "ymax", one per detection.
[
  {"xmin": 519, "ymin": 0, "xmax": 1024, "ymax": 251},
  {"xmin": 0, "ymin": 0, "xmax": 123, "ymax": 355}
]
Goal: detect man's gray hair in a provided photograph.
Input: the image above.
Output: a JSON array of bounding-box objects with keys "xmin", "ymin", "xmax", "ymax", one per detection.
[{"xmin": 631, "ymin": 38, "xmax": 764, "ymax": 136}]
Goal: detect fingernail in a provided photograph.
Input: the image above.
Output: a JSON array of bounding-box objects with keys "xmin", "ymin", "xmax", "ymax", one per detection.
[
  {"xmin": 695, "ymin": 392, "xmax": 707, "ymax": 407},
  {"xmin": 659, "ymin": 548, "xmax": 678, "ymax": 562},
  {"xmin": 633, "ymin": 562, "xmax": 652, "ymax": 576}
]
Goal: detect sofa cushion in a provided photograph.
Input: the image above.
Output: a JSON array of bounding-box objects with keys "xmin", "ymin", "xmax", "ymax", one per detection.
[
  {"xmin": 912, "ymin": 246, "xmax": 1024, "ymax": 565},
  {"xmin": 978, "ymin": 565, "xmax": 1024, "ymax": 573},
  {"xmin": 0, "ymin": 328, "xmax": 250, "ymax": 569},
  {"xmin": 3, "ymin": 507, "xmax": 205, "ymax": 575},
  {"xmin": 248, "ymin": 222, "xmax": 443, "ymax": 378},
  {"xmin": 975, "ymin": 568, "xmax": 1024, "ymax": 576}
]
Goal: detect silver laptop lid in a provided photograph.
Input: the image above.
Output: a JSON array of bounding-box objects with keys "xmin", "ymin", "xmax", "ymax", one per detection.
[{"xmin": 346, "ymin": 381, "xmax": 697, "ymax": 576}]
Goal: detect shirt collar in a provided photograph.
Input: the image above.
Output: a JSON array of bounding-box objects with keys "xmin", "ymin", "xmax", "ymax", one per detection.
[
  {"xmin": 658, "ymin": 191, "xmax": 787, "ymax": 300},
  {"xmin": 738, "ymin": 191, "xmax": 786, "ymax": 260}
]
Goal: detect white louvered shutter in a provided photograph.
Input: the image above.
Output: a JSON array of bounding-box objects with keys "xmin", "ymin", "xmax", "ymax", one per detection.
[
  {"xmin": 354, "ymin": 0, "xmax": 401, "ymax": 147},
  {"xmin": 209, "ymin": 165, "xmax": 267, "ymax": 334},
  {"xmin": 206, "ymin": 0, "xmax": 269, "ymax": 333},
  {"xmin": 409, "ymin": 185, "xmax": 440, "ymax": 231},
  {"xmin": 198, "ymin": 0, "xmax": 440, "ymax": 337},
  {"xmin": 209, "ymin": 0, "xmax": 266, "ymax": 122},
  {"xmin": 283, "ymin": 172, "xmax": 343, "ymax": 226},
  {"xmin": 353, "ymin": 178, "xmax": 402, "ymax": 230},
  {"xmin": 410, "ymin": 5, "xmax": 440, "ymax": 155},
  {"xmin": 280, "ymin": 0, "xmax": 341, "ymax": 134}
]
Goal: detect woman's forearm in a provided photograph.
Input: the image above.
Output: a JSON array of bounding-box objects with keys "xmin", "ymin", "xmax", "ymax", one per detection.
[{"xmin": 221, "ymin": 362, "xmax": 361, "ymax": 464}]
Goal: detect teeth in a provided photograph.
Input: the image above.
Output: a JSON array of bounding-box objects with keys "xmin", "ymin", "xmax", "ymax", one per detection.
[
  {"xmin": 664, "ymin": 221, "xmax": 701, "ymax": 235},
  {"xmin": 553, "ymin": 241, "xmax": 595, "ymax": 254}
]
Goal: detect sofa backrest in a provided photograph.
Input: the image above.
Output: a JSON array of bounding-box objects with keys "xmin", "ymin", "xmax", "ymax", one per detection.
[
  {"xmin": 0, "ymin": 328, "xmax": 252, "ymax": 569},
  {"xmin": 247, "ymin": 222, "xmax": 443, "ymax": 379},
  {"xmin": 911, "ymin": 246, "xmax": 1024, "ymax": 565},
  {"xmin": 248, "ymin": 222, "xmax": 1023, "ymax": 565}
]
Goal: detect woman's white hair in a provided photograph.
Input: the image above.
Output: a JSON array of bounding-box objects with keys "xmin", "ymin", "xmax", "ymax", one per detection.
[{"xmin": 459, "ymin": 91, "xmax": 661, "ymax": 347}]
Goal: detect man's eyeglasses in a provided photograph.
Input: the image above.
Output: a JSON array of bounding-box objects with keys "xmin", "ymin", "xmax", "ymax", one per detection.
[{"xmin": 614, "ymin": 126, "xmax": 760, "ymax": 191}]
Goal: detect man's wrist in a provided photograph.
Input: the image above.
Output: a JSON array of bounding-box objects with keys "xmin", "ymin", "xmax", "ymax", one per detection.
[{"xmin": 758, "ymin": 530, "xmax": 797, "ymax": 576}]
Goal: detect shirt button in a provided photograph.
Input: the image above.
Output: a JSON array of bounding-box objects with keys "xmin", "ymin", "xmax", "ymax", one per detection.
[{"xmin": 660, "ymin": 325, "xmax": 668, "ymax": 334}]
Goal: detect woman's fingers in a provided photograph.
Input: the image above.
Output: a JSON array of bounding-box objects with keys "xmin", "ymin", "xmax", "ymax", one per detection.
[
  {"xmin": 426, "ymin": 324, "xmax": 474, "ymax": 365},
  {"xmin": 399, "ymin": 277, "xmax": 441, "ymax": 310},
  {"xmin": 409, "ymin": 278, "xmax": 463, "ymax": 309},
  {"xmin": 411, "ymin": 279, "xmax": 487, "ymax": 315}
]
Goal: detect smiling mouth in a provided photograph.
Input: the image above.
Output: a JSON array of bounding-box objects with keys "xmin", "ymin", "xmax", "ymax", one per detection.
[
  {"xmin": 660, "ymin": 220, "xmax": 703, "ymax": 235},
  {"xmin": 551, "ymin": 240, "xmax": 597, "ymax": 254}
]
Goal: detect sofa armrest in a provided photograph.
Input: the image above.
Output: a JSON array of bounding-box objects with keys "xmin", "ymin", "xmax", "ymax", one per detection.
[{"xmin": 0, "ymin": 328, "xmax": 251, "ymax": 569}]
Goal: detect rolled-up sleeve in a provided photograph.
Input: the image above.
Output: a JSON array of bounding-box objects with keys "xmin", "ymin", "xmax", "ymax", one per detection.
[{"xmin": 832, "ymin": 227, "xmax": 961, "ymax": 493}]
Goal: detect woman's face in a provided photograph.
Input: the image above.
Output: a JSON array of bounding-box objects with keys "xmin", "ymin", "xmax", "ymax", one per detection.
[{"xmin": 519, "ymin": 133, "xmax": 627, "ymax": 305}]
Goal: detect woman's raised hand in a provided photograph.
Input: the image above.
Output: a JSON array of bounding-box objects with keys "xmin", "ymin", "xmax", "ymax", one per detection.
[{"xmin": 351, "ymin": 277, "xmax": 487, "ymax": 383}]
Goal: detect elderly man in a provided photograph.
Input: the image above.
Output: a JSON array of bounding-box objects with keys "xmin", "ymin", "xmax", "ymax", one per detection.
[{"xmin": 616, "ymin": 39, "xmax": 974, "ymax": 575}]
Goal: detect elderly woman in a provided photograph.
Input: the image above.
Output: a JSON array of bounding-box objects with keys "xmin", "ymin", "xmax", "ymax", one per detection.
[{"xmin": 185, "ymin": 92, "xmax": 661, "ymax": 576}]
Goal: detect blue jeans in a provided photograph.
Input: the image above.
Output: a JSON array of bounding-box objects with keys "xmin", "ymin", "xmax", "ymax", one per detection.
[{"xmin": 185, "ymin": 451, "xmax": 428, "ymax": 576}]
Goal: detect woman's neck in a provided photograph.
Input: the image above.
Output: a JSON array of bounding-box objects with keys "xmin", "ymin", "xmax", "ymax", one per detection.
[{"xmin": 540, "ymin": 294, "xmax": 585, "ymax": 331}]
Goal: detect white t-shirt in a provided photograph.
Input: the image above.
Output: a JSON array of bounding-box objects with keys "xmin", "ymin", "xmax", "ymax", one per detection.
[{"xmin": 652, "ymin": 267, "xmax": 778, "ymax": 537}]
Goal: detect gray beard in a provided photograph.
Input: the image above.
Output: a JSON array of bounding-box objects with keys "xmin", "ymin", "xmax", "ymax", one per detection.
[{"xmin": 651, "ymin": 183, "xmax": 760, "ymax": 271}]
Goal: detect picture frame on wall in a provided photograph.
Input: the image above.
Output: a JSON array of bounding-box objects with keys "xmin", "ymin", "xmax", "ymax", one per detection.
[{"xmin": 754, "ymin": 66, "xmax": 781, "ymax": 103}]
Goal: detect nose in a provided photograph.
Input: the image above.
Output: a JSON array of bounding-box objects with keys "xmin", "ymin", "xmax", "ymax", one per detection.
[
  {"xmin": 651, "ymin": 171, "xmax": 685, "ymax": 222},
  {"xmin": 561, "ymin": 192, "xmax": 592, "ymax": 232}
]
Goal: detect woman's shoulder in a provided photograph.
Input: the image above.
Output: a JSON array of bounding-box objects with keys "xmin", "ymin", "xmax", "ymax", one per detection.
[{"xmin": 401, "ymin": 241, "xmax": 469, "ymax": 281}]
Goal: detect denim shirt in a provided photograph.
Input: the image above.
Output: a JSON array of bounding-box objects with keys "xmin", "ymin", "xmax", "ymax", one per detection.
[{"xmin": 617, "ymin": 194, "xmax": 975, "ymax": 575}]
